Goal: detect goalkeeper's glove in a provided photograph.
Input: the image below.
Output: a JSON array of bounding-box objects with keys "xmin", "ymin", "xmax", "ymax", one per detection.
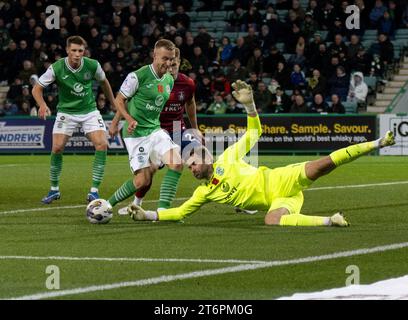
[{"xmin": 231, "ymin": 80, "xmax": 256, "ymax": 114}]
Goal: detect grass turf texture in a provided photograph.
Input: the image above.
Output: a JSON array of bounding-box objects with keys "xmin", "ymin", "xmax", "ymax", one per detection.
[{"xmin": 0, "ymin": 154, "xmax": 407, "ymax": 299}]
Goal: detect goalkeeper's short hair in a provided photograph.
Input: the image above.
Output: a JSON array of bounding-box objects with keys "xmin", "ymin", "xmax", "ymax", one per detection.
[{"xmin": 185, "ymin": 145, "xmax": 213, "ymax": 165}]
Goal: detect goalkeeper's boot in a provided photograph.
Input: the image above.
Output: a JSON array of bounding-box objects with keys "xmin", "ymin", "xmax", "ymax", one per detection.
[
  {"xmin": 87, "ymin": 191, "xmax": 100, "ymax": 202},
  {"xmin": 234, "ymin": 207, "xmax": 258, "ymax": 215},
  {"xmin": 128, "ymin": 204, "xmax": 148, "ymax": 221},
  {"xmin": 330, "ymin": 212, "xmax": 350, "ymax": 227},
  {"xmin": 41, "ymin": 190, "xmax": 61, "ymax": 204},
  {"xmin": 380, "ymin": 131, "xmax": 395, "ymax": 148}
]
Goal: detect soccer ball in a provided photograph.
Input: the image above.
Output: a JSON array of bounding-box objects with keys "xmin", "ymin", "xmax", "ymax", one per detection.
[{"xmin": 86, "ymin": 199, "xmax": 113, "ymax": 224}]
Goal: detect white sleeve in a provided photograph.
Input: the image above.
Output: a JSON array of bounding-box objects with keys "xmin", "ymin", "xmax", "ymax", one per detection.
[
  {"xmin": 94, "ymin": 62, "xmax": 106, "ymax": 81},
  {"xmin": 119, "ymin": 72, "xmax": 139, "ymax": 99},
  {"xmin": 38, "ymin": 66, "xmax": 56, "ymax": 88}
]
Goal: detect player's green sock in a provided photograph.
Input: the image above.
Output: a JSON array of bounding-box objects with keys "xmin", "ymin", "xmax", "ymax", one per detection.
[
  {"xmin": 108, "ymin": 179, "xmax": 137, "ymax": 207},
  {"xmin": 91, "ymin": 150, "xmax": 107, "ymax": 189},
  {"xmin": 158, "ymin": 169, "xmax": 182, "ymax": 209},
  {"xmin": 279, "ymin": 214, "xmax": 329, "ymax": 227},
  {"xmin": 329, "ymin": 141, "xmax": 376, "ymax": 167},
  {"xmin": 50, "ymin": 152, "xmax": 63, "ymax": 190}
]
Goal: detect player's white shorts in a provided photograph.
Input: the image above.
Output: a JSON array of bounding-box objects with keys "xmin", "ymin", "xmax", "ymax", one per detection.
[
  {"xmin": 53, "ymin": 110, "xmax": 106, "ymax": 136},
  {"xmin": 124, "ymin": 129, "xmax": 180, "ymax": 173}
]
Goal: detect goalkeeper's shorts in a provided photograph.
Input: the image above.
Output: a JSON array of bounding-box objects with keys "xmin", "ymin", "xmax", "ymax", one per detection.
[{"xmin": 265, "ymin": 162, "xmax": 313, "ymax": 215}]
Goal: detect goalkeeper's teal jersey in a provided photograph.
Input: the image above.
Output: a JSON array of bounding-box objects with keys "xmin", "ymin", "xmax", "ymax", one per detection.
[{"xmin": 159, "ymin": 115, "xmax": 270, "ymax": 221}]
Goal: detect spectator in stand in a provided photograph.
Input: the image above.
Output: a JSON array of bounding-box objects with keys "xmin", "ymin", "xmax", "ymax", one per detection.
[
  {"xmin": 207, "ymin": 38, "xmax": 218, "ymax": 64},
  {"xmin": 244, "ymin": 26, "xmax": 260, "ymax": 52},
  {"xmin": 290, "ymin": 94, "xmax": 307, "ymax": 113},
  {"xmin": 225, "ymin": 94, "xmax": 244, "ymax": 114},
  {"xmin": 17, "ymin": 60, "xmax": 36, "ymax": 84},
  {"xmin": 291, "ymin": 0, "xmax": 306, "ymax": 21},
  {"xmin": 227, "ymin": 6, "xmax": 245, "ymax": 32},
  {"xmin": 7, "ymin": 77, "xmax": 23, "ymax": 102},
  {"xmin": 290, "ymin": 63, "xmax": 306, "ymax": 89},
  {"xmin": 309, "ymin": 93, "xmax": 329, "ymax": 113},
  {"xmin": 206, "ymin": 93, "xmax": 227, "ymax": 115},
  {"xmin": 242, "ymin": 4, "xmax": 263, "ymax": 32},
  {"xmin": 263, "ymin": 45, "xmax": 285, "ymax": 76},
  {"xmin": 211, "ymin": 72, "xmax": 231, "ymax": 98},
  {"xmin": 327, "ymin": 17, "xmax": 346, "ymax": 42},
  {"xmin": 96, "ymin": 92, "xmax": 112, "ymax": 115},
  {"xmin": 16, "ymin": 40, "xmax": 32, "ymax": 63},
  {"xmin": 378, "ymin": 11, "xmax": 396, "ymax": 39},
  {"xmin": 309, "ymin": 32, "xmax": 325, "ymax": 58},
  {"xmin": 18, "ymin": 100, "xmax": 37, "ymax": 116},
  {"xmin": 347, "ymin": 34, "xmax": 363, "ymax": 59},
  {"xmin": 231, "ymin": 36, "xmax": 250, "ymax": 66},
  {"xmin": 217, "ymin": 36, "xmax": 234, "ymax": 65},
  {"xmin": 329, "ymin": 94, "xmax": 346, "ymax": 114},
  {"xmin": 227, "ymin": 58, "xmax": 248, "ymax": 84},
  {"xmin": 117, "ymin": 26, "xmax": 134, "ymax": 54},
  {"xmin": 259, "ymin": 24, "xmax": 275, "ymax": 55},
  {"xmin": 307, "ymin": 69, "xmax": 327, "ymax": 97},
  {"xmin": 287, "ymin": 46, "xmax": 306, "ymax": 70},
  {"xmin": 402, "ymin": 4, "xmax": 408, "ymax": 28},
  {"xmin": 347, "ymin": 72, "xmax": 368, "ymax": 104},
  {"xmin": 328, "ymin": 66, "xmax": 349, "ymax": 101},
  {"xmin": 171, "ymin": 5, "xmax": 190, "ymax": 30},
  {"xmin": 272, "ymin": 86, "xmax": 291, "ymax": 113},
  {"xmin": 194, "ymin": 26, "xmax": 212, "ymax": 56},
  {"xmin": 128, "ymin": 16, "xmax": 143, "ymax": 43},
  {"xmin": 273, "ymin": 61, "xmax": 291, "ymax": 90},
  {"xmin": 246, "ymin": 47, "xmax": 264, "ymax": 77},
  {"xmin": 3, "ymin": 99, "xmax": 19, "ymax": 115},
  {"xmin": 349, "ymin": 47, "xmax": 372, "ymax": 75},
  {"xmin": 247, "ymin": 72, "xmax": 261, "ymax": 91},
  {"xmin": 254, "ymin": 81, "xmax": 274, "ymax": 113},
  {"xmin": 372, "ymin": 32, "xmax": 394, "ymax": 70},
  {"xmin": 195, "ymin": 75, "xmax": 212, "ymax": 112},
  {"xmin": 369, "ymin": 0, "xmax": 387, "ymax": 28},
  {"xmin": 328, "ymin": 34, "xmax": 348, "ymax": 58},
  {"xmin": 310, "ymin": 43, "xmax": 330, "ymax": 75},
  {"xmin": 190, "ymin": 46, "xmax": 208, "ymax": 74},
  {"xmin": 302, "ymin": 11, "xmax": 319, "ymax": 40},
  {"xmin": 317, "ymin": 1, "xmax": 336, "ymax": 31}
]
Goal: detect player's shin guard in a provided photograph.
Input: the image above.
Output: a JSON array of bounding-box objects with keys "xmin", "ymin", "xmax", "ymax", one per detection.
[
  {"xmin": 329, "ymin": 141, "xmax": 376, "ymax": 167},
  {"xmin": 92, "ymin": 150, "xmax": 107, "ymax": 189},
  {"xmin": 279, "ymin": 214, "xmax": 329, "ymax": 227},
  {"xmin": 108, "ymin": 179, "xmax": 137, "ymax": 207},
  {"xmin": 50, "ymin": 152, "xmax": 63, "ymax": 189},
  {"xmin": 158, "ymin": 169, "xmax": 182, "ymax": 210}
]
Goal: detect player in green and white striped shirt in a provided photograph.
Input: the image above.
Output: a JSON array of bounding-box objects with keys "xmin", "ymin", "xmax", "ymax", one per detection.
[
  {"xmin": 32, "ymin": 36, "xmax": 117, "ymax": 204},
  {"xmin": 106, "ymin": 39, "xmax": 183, "ymax": 213}
]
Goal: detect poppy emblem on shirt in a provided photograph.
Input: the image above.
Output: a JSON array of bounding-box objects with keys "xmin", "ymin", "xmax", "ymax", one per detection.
[
  {"xmin": 211, "ymin": 178, "xmax": 219, "ymax": 185},
  {"xmin": 158, "ymin": 84, "xmax": 164, "ymax": 93}
]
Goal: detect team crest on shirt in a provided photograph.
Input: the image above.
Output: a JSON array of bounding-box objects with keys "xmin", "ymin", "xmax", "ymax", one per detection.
[
  {"xmin": 155, "ymin": 95, "xmax": 164, "ymax": 106},
  {"xmin": 178, "ymin": 91, "xmax": 185, "ymax": 101},
  {"xmin": 84, "ymin": 72, "xmax": 92, "ymax": 80},
  {"xmin": 166, "ymin": 84, "xmax": 171, "ymax": 94},
  {"xmin": 216, "ymin": 167, "xmax": 224, "ymax": 176}
]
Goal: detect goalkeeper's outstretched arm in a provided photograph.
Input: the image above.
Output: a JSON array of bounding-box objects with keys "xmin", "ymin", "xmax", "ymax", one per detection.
[{"xmin": 220, "ymin": 80, "xmax": 262, "ymax": 162}]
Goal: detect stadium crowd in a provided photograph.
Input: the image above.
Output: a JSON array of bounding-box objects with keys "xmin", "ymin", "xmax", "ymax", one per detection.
[{"xmin": 0, "ymin": 0, "xmax": 407, "ymax": 117}]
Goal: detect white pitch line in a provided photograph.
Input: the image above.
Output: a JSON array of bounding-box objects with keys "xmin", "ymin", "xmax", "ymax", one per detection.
[
  {"xmin": 0, "ymin": 255, "xmax": 267, "ymax": 265},
  {"xmin": 0, "ymin": 197, "xmax": 190, "ymax": 216},
  {"xmin": 1, "ymin": 180, "xmax": 407, "ymax": 216},
  {"xmin": 6, "ymin": 241, "xmax": 408, "ymax": 300}
]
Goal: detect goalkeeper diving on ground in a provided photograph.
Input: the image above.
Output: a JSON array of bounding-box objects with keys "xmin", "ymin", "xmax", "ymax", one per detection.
[{"xmin": 128, "ymin": 80, "xmax": 396, "ymax": 227}]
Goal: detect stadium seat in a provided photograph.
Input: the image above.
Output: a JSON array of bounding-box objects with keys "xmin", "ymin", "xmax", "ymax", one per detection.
[
  {"xmin": 395, "ymin": 29, "xmax": 408, "ymax": 39},
  {"xmin": 196, "ymin": 11, "xmax": 212, "ymax": 22},
  {"xmin": 186, "ymin": 11, "xmax": 198, "ymax": 21},
  {"xmin": 215, "ymin": 21, "xmax": 226, "ymax": 32},
  {"xmin": 275, "ymin": 42, "xmax": 285, "ymax": 51},
  {"xmin": 212, "ymin": 11, "xmax": 227, "ymax": 21},
  {"xmin": 364, "ymin": 29, "xmax": 378, "ymax": 37},
  {"xmin": 343, "ymin": 101, "xmax": 358, "ymax": 113},
  {"xmin": 262, "ymin": 77, "xmax": 272, "ymax": 85},
  {"xmin": 223, "ymin": 32, "xmax": 238, "ymax": 40},
  {"xmin": 277, "ymin": 10, "xmax": 288, "ymax": 20}
]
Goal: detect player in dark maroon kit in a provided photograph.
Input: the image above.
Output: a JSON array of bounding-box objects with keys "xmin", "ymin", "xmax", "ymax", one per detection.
[{"xmin": 110, "ymin": 48, "xmax": 203, "ymax": 214}]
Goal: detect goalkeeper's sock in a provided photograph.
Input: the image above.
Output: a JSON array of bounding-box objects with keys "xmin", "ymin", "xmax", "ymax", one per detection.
[
  {"xmin": 108, "ymin": 179, "xmax": 137, "ymax": 207},
  {"xmin": 329, "ymin": 141, "xmax": 376, "ymax": 167},
  {"xmin": 158, "ymin": 169, "xmax": 182, "ymax": 209},
  {"xmin": 279, "ymin": 214, "xmax": 330, "ymax": 227},
  {"xmin": 91, "ymin": 150, "xmax": 107, "ymax": 189},
  {"xmin": 50, "ymin": 152, "xmax": 63, "ymax": 189}
]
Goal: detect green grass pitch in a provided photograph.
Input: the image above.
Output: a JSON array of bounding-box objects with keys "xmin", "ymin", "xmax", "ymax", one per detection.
[{"xmin": 0, "ymin": 154, "xmax": 407, "ymax": 299}]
